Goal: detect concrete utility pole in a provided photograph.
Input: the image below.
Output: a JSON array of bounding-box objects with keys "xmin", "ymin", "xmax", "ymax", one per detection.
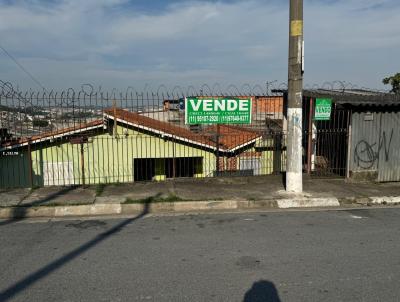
[{"xmin": 286, "ymin": 0, "xmax": 304, "ymax": 192}]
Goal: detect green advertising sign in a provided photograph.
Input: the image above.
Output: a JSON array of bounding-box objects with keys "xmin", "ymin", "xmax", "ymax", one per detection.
[
  {"xmin": 185, "ymin": 98, "xmax": 252, "ymax": 125},
  {"xmin": 314, "ymin": 98, "xmax": 332, "ymax": 121}
]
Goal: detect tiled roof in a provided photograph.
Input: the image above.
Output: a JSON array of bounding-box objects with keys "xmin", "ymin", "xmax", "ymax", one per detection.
[
  {"xmin": 104, "ymin": 108, "xmax": 261, "ymax": 152},
  {"xmin": 0, "ymin": 119, "xmax": 104, "ymax": 149},
  {"xmin": 104, "ymin": 108, "xmax": 213, "ymax": 149},
  {"xmin": 1, "ymin": 108, "xmax": 261, "ymax": 153},
  {"xmin": 203, "ymin": 125, "xmax": 261, "ymax": 151}
]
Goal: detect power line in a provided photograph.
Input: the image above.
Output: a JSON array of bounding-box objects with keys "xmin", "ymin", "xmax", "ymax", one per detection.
[{"xmin": 0, "ymin": 43, "xmax": 46, "ymax": 91}]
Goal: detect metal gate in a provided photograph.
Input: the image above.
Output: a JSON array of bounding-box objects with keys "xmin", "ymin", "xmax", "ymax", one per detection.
[{"xmin": 303, "ymin": 98, "xmax": 351, "ymax": 177}]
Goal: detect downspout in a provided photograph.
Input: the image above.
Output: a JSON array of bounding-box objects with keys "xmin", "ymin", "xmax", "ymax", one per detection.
[
  {"xmin": 307, "ymin": 98, "xmax": 314, "ymax": 174},
  {"xmin": 216, "ymin": 124, "xmax": 220, "ymax": 175},
  {"xmin": 80, "ymin": 142, "xmax": 85, "ymax": 187},
  {"xmin": 27, "ymin": 137, "xmax": 33, "ymax": 188},
  {"xmin": 346, "ymin": 110, "xmax": 352, "ymax": 179}
]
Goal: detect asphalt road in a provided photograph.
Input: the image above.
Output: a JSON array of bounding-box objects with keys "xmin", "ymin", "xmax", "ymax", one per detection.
[{"xmin": 1, "ymin": 208, "xmax": 400, "ymax": 302}]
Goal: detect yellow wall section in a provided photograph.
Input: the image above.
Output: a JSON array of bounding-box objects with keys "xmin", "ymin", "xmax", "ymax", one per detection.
[{"xmin": 30, "ymin": 125, "xmax": 217, "ymax": 186}]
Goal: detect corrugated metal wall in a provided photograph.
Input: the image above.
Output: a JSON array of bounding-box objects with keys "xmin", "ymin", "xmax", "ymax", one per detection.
[
  {"xmin": 349, "ymin": 111, "xmax": 400, "ymax": 182},
  {"xmin": 377, "ymin": 112, "xmax": 400, "ymax": 182}
]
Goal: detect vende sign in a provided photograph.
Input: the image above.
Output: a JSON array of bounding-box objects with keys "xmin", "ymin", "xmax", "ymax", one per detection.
[
  {"xmin": 185, "ymin": 98, "xmax": 252, "ymax": 125},
  {"xmin": 314, "ymin": 98, "xmax": 332, "ymax": 121}
]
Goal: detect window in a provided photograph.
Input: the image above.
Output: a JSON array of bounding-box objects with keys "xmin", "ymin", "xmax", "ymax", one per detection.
[
  {"xmin": 133, "ymin": 157, "xmax": 203, "ymax": 181},
  {"xmin": 165, "ymin": 157, "xmax": 203, "ymax": 178}
]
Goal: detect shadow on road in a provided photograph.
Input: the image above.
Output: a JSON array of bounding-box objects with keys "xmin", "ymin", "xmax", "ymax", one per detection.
[
  {"xmin": 243, "ymin": 280, "xmax": 282, "ymax": 302},
  {"xmin": 0, "ymin": 186, "xmax": 77, "ymax": 226},
  {"xmin": 0, "ymin": 200, "xmax": 151, "ymax": 301}
]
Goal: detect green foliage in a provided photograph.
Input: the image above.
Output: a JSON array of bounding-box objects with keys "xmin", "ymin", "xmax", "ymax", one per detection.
[
  {"xmin": 29, "ymin": 185, "xmax": 41, "ymax": 193},
  {"xmin": 32, "ymin": 120, "xmax": 49, "ymax": 127},
  {"xmin": 60, "ymin": 111, "xmax": 93, "ymax": 120},
  {"xmin": 124, "ymin": 193, "xmax": 183, "ymax": 204},
  {"xmin": 95, "ymin": 184, "xmax": 106, "ymax": 196},
  {"xmin": 0, "ymin": 105, "xmax": 18, "ymax": 113},
  {"xmin": 383, "ymin": 73, "xmax": 400, "ymax": 93}
]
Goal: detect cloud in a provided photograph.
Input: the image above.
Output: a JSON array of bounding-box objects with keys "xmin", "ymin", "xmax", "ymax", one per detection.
[{"xmin": 0, "ymin": 0, "xmax": 399, "ymax": 90}]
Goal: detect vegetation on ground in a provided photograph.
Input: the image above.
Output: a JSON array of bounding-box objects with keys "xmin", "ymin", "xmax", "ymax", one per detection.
[
  {"xmin": 125, "ymin": 193, "xmax": 183, "ymax": 204},
  {"xmin": 32, "ymin": 120, "xmax": 49, "ymax": 127},
  {"xmin": 95, "ymin": 184, "xmax": 106, "ymax": 196}
]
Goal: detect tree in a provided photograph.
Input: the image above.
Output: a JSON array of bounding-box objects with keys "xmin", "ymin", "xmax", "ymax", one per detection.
[
  {"xmin": 33, "ymin": 120, "xmax": 49, "ymax": 127},
  {"xmin": 383, "ymin": 73, "xmax": 400, "ymax": 93}
]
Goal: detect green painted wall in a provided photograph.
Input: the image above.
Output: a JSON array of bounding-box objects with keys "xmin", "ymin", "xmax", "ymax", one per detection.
[
  {"xmin": 0, "ymin": 150, "xmax": 30, "ymax": 188},
  {"xmin": 28, "ymin": 125, "xmax": 217, "ymax": 186}
]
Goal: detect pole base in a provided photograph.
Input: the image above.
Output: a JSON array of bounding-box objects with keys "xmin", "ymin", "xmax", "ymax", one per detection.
[{"xmin": 286, "ymin": 171, "xmax": 303, "ymax": 193}]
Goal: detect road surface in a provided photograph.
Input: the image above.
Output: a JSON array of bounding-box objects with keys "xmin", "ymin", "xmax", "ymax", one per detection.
[{"xmin": 1, "ymin": 208, "xmax": 400, "ymax": 301}]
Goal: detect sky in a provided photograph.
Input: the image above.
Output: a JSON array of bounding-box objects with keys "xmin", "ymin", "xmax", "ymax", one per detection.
[{"xmin": 0, "ymin": 0, "xmax": 399, "ymax": 91}]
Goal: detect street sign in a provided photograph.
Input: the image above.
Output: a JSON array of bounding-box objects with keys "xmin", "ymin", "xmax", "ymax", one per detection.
[
  {"xmin": 185, "ymin": 98, "xmax": 252, "ymax": 125},
  {"xmin": 314, "ymin": 98, "xmax": 332, "ymax": 121}
]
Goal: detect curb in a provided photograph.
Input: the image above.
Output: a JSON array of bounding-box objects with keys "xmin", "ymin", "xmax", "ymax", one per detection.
[
  {"xmin": 276, "ymin": 197, "xmax": 340, "ymax": 209},
  {"xmin": 0, "ymin": 196, "xmax": 399, "ymax": 219},
  {"xmin": 54, "ymin": 204, "xmax": 122, "ymax": 217},
  {"xmin": 369, "ymin": 196, "xmax": 400, "ymax": 205},
  {"xmin": 0, "ymin": 197, "xmax": 341, "ymax": 219}
]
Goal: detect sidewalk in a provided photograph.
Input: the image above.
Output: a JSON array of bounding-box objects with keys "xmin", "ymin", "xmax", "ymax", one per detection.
[{"xmin": 1, "ymin": 175, "xmax": 399, "ymax": 218}]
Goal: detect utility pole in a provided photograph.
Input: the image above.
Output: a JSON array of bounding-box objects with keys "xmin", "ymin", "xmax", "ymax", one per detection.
[{"xmin": 286, "ymin": 0, "xmax": 304, "ymax": 192}]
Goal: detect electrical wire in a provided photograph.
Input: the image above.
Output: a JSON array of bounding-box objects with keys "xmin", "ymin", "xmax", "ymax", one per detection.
[{"xmin": 0, "ymin": 43, "xmax": 46, "ymax": 91}]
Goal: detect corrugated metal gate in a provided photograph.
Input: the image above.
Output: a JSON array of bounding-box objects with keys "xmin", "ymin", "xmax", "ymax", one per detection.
[{"xmin": 349, "ymin": 111, "xmax": 400, "ymax": 182}]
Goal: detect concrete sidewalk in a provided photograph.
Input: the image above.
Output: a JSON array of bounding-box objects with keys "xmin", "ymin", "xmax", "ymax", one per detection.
[{"xmin": 0, "ymin": 175, "xmax": 399, "ymax": 218}]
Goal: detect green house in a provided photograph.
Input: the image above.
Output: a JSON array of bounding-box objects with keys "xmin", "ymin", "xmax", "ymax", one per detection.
[{"xmin": 0, "ymin": 108, "xmax": 276, "ymax": 188}]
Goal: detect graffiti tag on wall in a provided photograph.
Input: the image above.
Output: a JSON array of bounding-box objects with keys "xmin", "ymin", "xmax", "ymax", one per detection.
[{"xmin": 354, "ymin": 129, "xmax": 394, "ymax": 169}]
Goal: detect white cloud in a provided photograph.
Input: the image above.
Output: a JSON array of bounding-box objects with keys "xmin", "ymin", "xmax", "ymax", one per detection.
[{"xmin": 0, "ymin": 0, "xmax": 399, "ymax": 90}]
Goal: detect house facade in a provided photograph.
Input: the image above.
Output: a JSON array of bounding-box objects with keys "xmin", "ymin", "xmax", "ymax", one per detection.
[{"xmin": 0, "ymin": 108, "xmax": 277, "ymax": 188}]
